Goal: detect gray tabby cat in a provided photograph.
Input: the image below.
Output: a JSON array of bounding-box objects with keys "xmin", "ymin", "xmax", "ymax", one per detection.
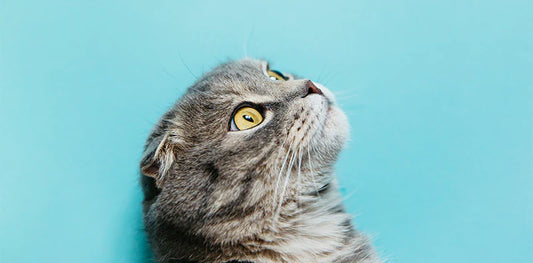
[{"xmin": 140, "ymin": 59, "xmax": 380, "ymax": 263}]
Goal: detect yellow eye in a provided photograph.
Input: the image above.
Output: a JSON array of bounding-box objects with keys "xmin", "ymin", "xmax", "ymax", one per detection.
[
  {"xmin": 267, "ymin": 69, "xmax": 288, "ymax": 81},
  {"xmin": 232, "ymin": 107, "xmax": 263, "ymax": 131}
]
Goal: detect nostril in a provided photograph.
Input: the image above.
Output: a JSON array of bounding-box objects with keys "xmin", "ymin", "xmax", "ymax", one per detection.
[{"xmin": 306, "ymin": 80, "xmax": 323, "ymax": 96}]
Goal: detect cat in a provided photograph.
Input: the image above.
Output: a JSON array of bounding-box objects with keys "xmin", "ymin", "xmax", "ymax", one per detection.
[{"xmin": 139, "ymin": 59, "xmax": 380, "ymax": 263}]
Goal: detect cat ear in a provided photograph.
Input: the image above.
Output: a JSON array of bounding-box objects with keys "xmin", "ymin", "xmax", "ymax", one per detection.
[{"xmin": 140, "ymin": 133, "xmax": 175, "ymax": 187}]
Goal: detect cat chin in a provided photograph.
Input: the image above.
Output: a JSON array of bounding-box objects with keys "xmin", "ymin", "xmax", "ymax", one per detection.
[
  {"xmin": 313, "ymin": 82, "xmax": 349, "ymax": 146},
  {"xmin": 323, "ymin": 105, "xmax": 349, "ymax": 147},
  {"xmin": 301, "ymin": 82, "xmax": 349, "ymax": 157}
]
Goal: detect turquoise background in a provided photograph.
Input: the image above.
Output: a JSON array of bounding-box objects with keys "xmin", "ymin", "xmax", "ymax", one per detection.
[{"xmin": 1, "ymin": 0, "xmax": 531, "ymax": 262}]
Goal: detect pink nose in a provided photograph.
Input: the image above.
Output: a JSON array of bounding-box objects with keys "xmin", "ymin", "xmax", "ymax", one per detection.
[{"xmin": 306, "ymin": 80, "xmax": 323, "ymax": 95}]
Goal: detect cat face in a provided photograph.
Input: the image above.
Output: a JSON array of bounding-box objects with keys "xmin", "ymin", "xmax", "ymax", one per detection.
[{"xmin": 140, "ymin": 59, "xmax": 348, "ymax": 229}]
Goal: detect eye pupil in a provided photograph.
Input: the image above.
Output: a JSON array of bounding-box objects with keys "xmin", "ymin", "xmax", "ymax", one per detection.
[{"xmin": 243, "ymin": 115, "xmax": 254, "ymax": 122}]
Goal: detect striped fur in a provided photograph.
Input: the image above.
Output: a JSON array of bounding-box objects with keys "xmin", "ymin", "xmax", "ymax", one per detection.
[{"xmin": 140, "ymin": 59, "xmax": 380, "ymax": 263}]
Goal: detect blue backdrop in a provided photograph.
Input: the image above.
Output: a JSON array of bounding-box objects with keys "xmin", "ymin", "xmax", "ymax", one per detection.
[{"xmin": 1, "ymin": 1, "xmax": 531, "ymax": 262}]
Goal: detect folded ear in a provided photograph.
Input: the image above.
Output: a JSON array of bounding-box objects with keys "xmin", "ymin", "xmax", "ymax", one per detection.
[{"xmin": 140, "ymin": 133, "xmax": 175, "ymax": 187}]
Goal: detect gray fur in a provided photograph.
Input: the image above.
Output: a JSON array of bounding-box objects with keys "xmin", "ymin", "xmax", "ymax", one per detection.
[{"xmin": 139, "ymin": 59, "xmax": 380, "ymax": 263}]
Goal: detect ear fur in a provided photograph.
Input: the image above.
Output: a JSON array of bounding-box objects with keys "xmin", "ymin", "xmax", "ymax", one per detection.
[{"xmin": 140, "ymin": 133, "xmax": 175, "ymax": 187}]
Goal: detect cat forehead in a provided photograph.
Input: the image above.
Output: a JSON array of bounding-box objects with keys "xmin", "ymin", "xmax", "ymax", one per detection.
[
  {"xmin": 188, "ymin": 59, "xmax": 273, "ymax": 94},
  {"xmin": 211, "ymin": 59, "xmax": 268, "ymax": 77},
  {"xmin": 184, "ymin": 58, "xmax": 300, "ymax": 104}
]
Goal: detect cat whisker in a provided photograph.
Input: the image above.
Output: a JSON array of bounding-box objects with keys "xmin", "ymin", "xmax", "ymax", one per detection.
[
  {"xmin": 317, "ymin": 71, "xmax": 335, "ymax": 86},
  {"xmin": 335, "ymin": 95, "xmax": 360, "ymax": 102},
  {"xmin": 341, "ymin": 185, "xmax": 359, "ymax": 202},
  {"xmin": 275, "ymin": 147, "xmax": 297, "ymax": 221},
  {"xmin": 315, "ymin": 64, "xmax": 330, "ymax": 84},
  {"xmin": 272, "ymin": 140, "xmax": 293, "ymax": 219},
  {"xmin": 272, "ymin": 136, "xmax": 289, "ymax": 170},
  {"xmin": 335, "ymin": 93, "xmax": 359, "ymax": 99},
  {"xmin": 307, "ymin": 142, "xmax": 320, "ymax": 198},
  {"xmin": 332, "ymin": 90, "xmax": 357, "ymax": 96},
  {"xmin": 296, "ymin": 143, "xmax": 303, "ymax": 208},
  {"xmin": 242, "ymin": 24, "xmax": 255, "ymax": 58},
  {"xmin": 177, "ymin": 52, "xmax": 197, "ymax": 79},
  {"xmin": 309, "ymin": 139, "xmax": 329, "ymax": 195}
]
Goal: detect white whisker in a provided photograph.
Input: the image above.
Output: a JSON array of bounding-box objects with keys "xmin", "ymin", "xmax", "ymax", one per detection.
[
  {"xmin": 275, "ymin": 148, "xmax": 297, "ymax": 220},
  {"xmin": 272, "ymin": 139, "xmax": 292, "ymax": 218},
  {"xmin": 296, "ymin": 144, "xmax": 303, "ymax": 186},
  {"xmin": 335, "ymin": 94, "xmax": 359, "ymax": 101},
  {"xmin": 307, "ymin": 142, "xmax": 320, "ymax": 198},
  {"xmin": 242, "ymin": 25, "xmax": 254, "ymax": 58},
  {"xmin": 296, "ymin": 143, "xmax": 303, "ymax": 207},
  {"xmin": 272, "ymin": 136, "xmax": 289, "ymax": 172},
  {"xmin": 341, "ymin": 186, "xmax": 359, "ymax": 202}
]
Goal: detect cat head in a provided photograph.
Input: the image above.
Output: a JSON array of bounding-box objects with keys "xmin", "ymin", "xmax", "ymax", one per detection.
[{"xmin": 140, "ymin": 59, "xmax": 349, "ymax": 231}]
